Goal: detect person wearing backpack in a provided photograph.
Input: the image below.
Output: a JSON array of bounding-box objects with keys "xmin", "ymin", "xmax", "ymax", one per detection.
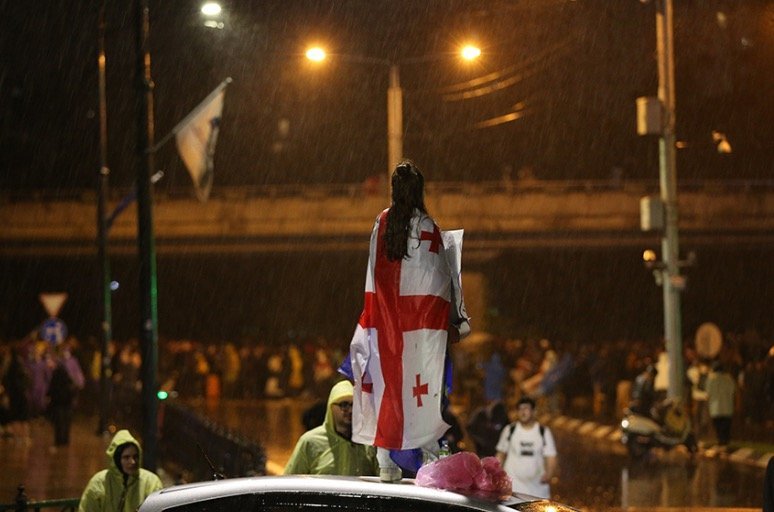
[{"xmin": 496, "ymin": 396, "xmax": 557, "ymax": 499}]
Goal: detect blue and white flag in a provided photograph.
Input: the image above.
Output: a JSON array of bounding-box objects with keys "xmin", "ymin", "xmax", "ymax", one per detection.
[{"xmin": 173, "ymin": 78, "xmax": 232, "ymax": 202}]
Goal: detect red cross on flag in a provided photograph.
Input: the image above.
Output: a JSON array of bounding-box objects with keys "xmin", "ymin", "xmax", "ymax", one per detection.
[{"xmin": 349, "ymin": 209, "xmax": 470, "ymax": 450}]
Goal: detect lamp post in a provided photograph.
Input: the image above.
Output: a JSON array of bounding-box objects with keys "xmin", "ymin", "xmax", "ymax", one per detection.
[
  {"xmin": 638, "ymin": 0, "xmax": 683, "ymax": 401},
  {"xmin": 96, "ymin": 0, "xmax": 112, "ymax": 437},
  {"xmin": 654, "ymin": 0, "xmax": 684, "ymax": 401},
  {"xmin": 135, "ymin": 0, "xmax": 159, "ymax": 471},
  {"xmin": 306, "ymin": 45, "xmax": 480, "ymax": 200},
  {"xmin": 387, "ymin": 64, "xmax": 402, "ymax": 189},
  {"xmin": 657, "ymin": 0, "xmax": 684, "ymax": 401},
  {"xmin": 638, "ymin": 0, "xmax": 685, "ymax": 401}
]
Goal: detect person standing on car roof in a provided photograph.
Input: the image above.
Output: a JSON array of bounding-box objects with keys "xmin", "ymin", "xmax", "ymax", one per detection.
[
  {"xmin": 343, "ymin": 161, "xmax": 470, "ymax": 483},
  {"xmin": 496, "ymin": 396, "xmax": 558, "ymax": 499},
  {"xmin": 284, "ymin": 379, "xmax": 378, "ymax": 476}
]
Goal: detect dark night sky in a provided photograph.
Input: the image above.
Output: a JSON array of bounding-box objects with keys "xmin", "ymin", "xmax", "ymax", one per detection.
[
  {"xmin": 2, "ymin": 0, "xmax": 772, "ymax": 191},
  {"xmin": 1, "ymin": 1, "xmax": 772, "ymax": 345}
]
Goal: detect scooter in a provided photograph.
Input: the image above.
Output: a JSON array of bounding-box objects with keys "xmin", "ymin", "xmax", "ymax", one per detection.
[{"xmin": 620, "ymin": 400, "xmax": 697, "ymax": 458}]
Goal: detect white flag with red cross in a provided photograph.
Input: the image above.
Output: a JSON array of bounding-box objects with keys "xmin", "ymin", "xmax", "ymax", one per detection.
[{"xmin": 349, "ymin": 209, "xmax": 469, "ymax": 450}]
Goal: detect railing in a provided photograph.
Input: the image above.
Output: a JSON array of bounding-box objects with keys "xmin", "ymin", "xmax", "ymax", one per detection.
[
  {"xmin": 0, "ymin": 486, "xmax": 78, "ymax": 512},
  {"xmin": 160, "ymin": 401, "xmax": 266, "ymax": 482},
  {"xmin": 2, "ymin": 179, "xmax": 773, "ymax": 203},
  {"xmin": 1, "ymin": 404, "xmax": 267, "ymax": 512}
]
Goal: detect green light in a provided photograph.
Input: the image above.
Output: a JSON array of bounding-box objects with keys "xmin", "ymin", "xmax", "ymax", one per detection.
[{"xmin": 157, "ymin": 390, "xmax": 169, "ymax": 400}]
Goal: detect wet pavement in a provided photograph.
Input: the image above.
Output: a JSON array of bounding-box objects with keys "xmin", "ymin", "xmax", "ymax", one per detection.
[
  {"xmin": 0, "ymin": 399, "xmax": 309, "ymax": 505},
  {"xmin": 185, "ymin": 396, "xmax": 313, "ymax": 475},
  {"xmin": 1, "ymin": 399, "xmax": 767, "ymax": 511},
  {"xmin": 1, "ymin": 415, "xmax": 111, "ymax": 503}
]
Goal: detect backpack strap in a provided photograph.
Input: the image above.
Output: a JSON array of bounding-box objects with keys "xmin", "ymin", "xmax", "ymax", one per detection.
[
  {"xmin": 506, "ymin": 422, "xmax": 516, "ymax": 442},
  {"xmin": 507, "ymin": 422, "xmax": 546, "ymax": 446}
]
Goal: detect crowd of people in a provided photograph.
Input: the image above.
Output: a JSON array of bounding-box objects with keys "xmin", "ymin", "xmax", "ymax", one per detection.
[
  {"xmin": 2, "ymin": 327, "xmax": 773, "ymax": 450},
  {"xmin": 2, "ymin": 327, "xmax": 772, "ymax": 446},
  {"xmin": 0, "ymin": 338, "xmax": 84, "ymax": 450},
  {"xmin": 460, "ymin": 332, "xmax": 774, "ymax": 445}
]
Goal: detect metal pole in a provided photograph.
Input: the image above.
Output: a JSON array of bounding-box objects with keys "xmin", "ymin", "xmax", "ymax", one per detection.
[
  {"xmin": 656, "ymin": 0, "xmax": 684, "ymax": 400},
  {"xmin": 387, "ymin": 64, "xmax": 403, "ymax": 201},
  {"xmin": 135, "ymin": 0, "xmax": 159, "ymax": 471},
  {"xmin": 96, "ymin": 0, "xmax": 113, "ymax": 436}
]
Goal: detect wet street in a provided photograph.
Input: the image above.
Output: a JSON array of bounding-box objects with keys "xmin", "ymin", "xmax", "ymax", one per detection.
[
  {"xmin": 187, "ymin": 397, "xmax": 315, "ymax": 474},
  {"xmin": 188, "ymin": 398, "xmax": 766, "ymax": 511},
  {"xmin": 549, "ymin": 428, "xmax": 765, "ymax": 510}
]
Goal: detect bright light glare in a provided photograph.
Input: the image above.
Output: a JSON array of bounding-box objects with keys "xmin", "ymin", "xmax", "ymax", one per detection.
[
  {"xmin": 201, "ymin": 2, "xmax": 222, "ymax": 16},
  {"xmin": 460, "ymin": 45, "xmax": 481, "ymax": 61},
  {"xmin": 306, "ymin": 47, "xmax": 326, "ymax": 62},
  {"xmin": 643, "ymin": 249, "xmax": 657, "ymax": 263}
]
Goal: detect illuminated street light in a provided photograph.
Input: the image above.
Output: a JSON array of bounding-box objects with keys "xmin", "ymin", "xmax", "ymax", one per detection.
[
  {"xmin": 460, "ymin": 45, "xmax": 481, "ymax": 61},
  {"xmin": 305, "ymin": 47, "xmax": 326, "ymax": 62},
  {"xmin": 305, "ymin": 45, "xmax": 480, "ymax": 199},
  {"xmin": 201, "ymin": 2, "xmax": 222, "ymax": 16},
  {"xmin": 201, "ymin": 2, "xmax": 224, "ymax": 29},
  {"xmin": 712, "ymin": 130, "xmax": 732, "ymax": 154}
]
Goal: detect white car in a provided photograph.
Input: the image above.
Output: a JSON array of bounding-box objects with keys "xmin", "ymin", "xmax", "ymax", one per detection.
[{"xmin": 140, "ymin": 475, "xmax": 578, "ymax": 512}]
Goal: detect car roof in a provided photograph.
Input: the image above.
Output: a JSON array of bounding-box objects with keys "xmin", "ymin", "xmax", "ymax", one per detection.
[{"xmin": 140, "ymin": 475, "xmax": 572, "ymax": 512}]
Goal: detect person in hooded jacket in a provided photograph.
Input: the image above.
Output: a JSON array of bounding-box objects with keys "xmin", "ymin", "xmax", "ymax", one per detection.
[
  {"xmin": 284, "ymin": 379, "xmax": 378, "ymax": 476},
  {"xmin": 78, "ymin": 429, "xmax": 163, "ymax": 512}
]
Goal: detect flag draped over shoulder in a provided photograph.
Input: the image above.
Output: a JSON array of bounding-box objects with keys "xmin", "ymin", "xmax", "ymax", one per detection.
[
  {"xmin": 173, "ymin": 78, "xmax": 231, "ymax": 202},
  {"xmin": 347, "ymin": 209, "xmax": 470, "ymax": 451}
]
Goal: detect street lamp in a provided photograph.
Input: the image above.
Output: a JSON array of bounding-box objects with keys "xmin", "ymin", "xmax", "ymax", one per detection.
[
  {"xmin": 200, "ymin": 2, "xmax": 221, "ymax": 16},
  {"xmin": 637, "ymin": 0, "xmax": 684, "ymax": 401},
  {"xmin": 201, "ymin": 2, "xmax": 224, "ymax": 29},
  {"xmin": 305, "ymin": 45, "xmax": 481, "ymax": 199}
]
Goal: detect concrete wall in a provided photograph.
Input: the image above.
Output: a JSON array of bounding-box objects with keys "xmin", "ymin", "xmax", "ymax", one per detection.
[{"xmin": 2, "ymin": 183, "xmax": 773, "ymax": 255}]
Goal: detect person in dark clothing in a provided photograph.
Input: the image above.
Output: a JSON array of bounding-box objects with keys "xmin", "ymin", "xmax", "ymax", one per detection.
[
  {"xmin": 466, "ymin": 400, "xmax": 509, "ymax": 457},
  {"xmin": 3, "ymin": 346, "xmax": 31, "ymax": 440},
  {"xmin": 764, "ymin": 456, "xmax": 774, "ymax": 512},
  {"xmin": 302, "ymin": 400, "xmax": 327, "ymax": 431},
  {"xmin": 629, "ymin": 364, "xmax": 657, "ymax": 416},
  {"xmin": 441, "ymin": 406, "xmax": 464, "ymax": 454},
  {"xmin": 47, "ymin": 362, "xmax": 77, "ymax": 448},
  {"xmin": 47, "ymin": 344, "xmax": 84, "ymax": 449}
]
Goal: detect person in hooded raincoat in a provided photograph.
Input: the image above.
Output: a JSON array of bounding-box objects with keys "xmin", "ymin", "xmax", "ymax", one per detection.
[
  {"xmin": 78, "ymin": 429, "xmax": 163, "ymax": 512},
  {"xmin": 284, "ymin": 380, "xmax": 378, "ymax": 476}
]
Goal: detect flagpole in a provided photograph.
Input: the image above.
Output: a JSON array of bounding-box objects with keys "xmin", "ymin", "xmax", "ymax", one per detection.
[
  {"xmin": 148, "ymin": 77, "xmax": 232, "ymax": 154},
  {"xmin": 135, "ymin": 0, "xmax": 159, "ymax": 471},
  {"xmin": 96, "ymin": 0, "xmax": 113, "ymax": 437}
]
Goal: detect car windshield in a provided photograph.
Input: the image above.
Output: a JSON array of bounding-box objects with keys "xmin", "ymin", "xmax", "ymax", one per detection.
[{"xmin": 161, "ymin": 492, "xmax": 573, "ymax": 512}]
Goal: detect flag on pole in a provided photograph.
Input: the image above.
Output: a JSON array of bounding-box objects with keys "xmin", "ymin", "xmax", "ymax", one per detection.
[{"xmin": 173, "ymin": 77, "xmax": 232, "ymax": 202}]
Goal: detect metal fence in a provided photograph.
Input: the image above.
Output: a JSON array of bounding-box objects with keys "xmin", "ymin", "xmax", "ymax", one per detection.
[
  {"xmin": 1, "ymin": 405, "xmax": 266, "ymax": 511},
  {"xmin": 160, "ymin": 401, "xmax": 266, "ymax": 482},
  {"xmin": 0, "ymin": 486, "xmax": 78, "ymax": 512}
]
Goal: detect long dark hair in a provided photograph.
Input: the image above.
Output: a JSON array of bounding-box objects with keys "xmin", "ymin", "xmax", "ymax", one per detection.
[{"xmin": 385, "ymin": 160, "xmax": 427, "ymax": 261}]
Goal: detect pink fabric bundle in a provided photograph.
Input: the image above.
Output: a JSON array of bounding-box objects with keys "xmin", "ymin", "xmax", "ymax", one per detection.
[{"xmin": 415, "ymin": 451, "xmax": 512, "ymax": 501}]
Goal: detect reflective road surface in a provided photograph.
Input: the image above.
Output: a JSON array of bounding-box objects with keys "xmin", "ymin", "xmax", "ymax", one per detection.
[
  {"xmin": 549, "ymin": 428, "xmax": 765, "ymax": 510},
  {"xmin": 190, "ymin": 398, "xmax": 765, "ymax": 510}
]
